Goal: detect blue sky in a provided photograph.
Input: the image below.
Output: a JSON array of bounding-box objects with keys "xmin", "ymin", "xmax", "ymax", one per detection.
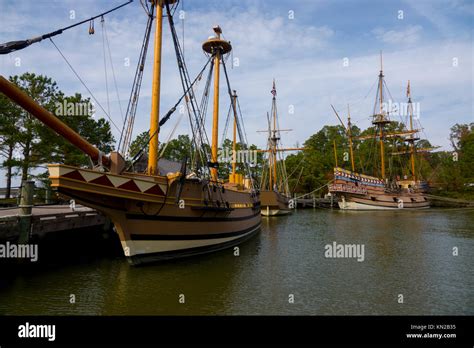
[{"xmin": 0, "ymin": 0, "xmax": 473, "ymax": 185}]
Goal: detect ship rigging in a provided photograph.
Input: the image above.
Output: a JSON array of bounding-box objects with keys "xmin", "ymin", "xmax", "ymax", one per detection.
[{"xmin": 0, "ymin": 0, "xmax": 261, "ymax": 264}]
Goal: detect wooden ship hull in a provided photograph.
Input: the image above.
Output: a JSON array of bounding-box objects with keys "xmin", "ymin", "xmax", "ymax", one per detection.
[
  {"xmin": 329, "ymin": 167, "xmax": 430, "ymax": 210},
  {"xmin": 260, "ymin": 190, "xmax": 292, "ymax": 216},
  {"xmin": 329, "ymin": 56, "xmax": 433, "ymax": 211},
  {"xmin": 49, "ymin": 165, "xmax": 261, "ymax": 265},
  {"xmin": 0, "ymin": 3, "xmax": 262, "ymax": 266}
]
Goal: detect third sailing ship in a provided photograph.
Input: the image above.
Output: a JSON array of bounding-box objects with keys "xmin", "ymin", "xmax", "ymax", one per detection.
[{"xmin": 329, "ymin": 55, "xmax": 432, "ymax": 210}]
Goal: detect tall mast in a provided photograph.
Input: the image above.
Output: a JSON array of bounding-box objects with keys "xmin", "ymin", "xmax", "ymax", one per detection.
[
  {"xmin": 202, "ymin": 26, "xmax": 232, "ymax": 182},
  {"xmin": 407, "ymin": 80, "xmax": 416, "ymax": 181},
  {"xmin": 257, "ymin": 82, "xmax": 302, "ymax": 190},
  {"xmin": 211, "ymin": 39, "xmax": 221, "ymax": 183},
  {"xmin": 347, "ymin": 105, "xmax": 355, "ymax": 172},
  {"xmin": 372, "ymin": 51, "xmax": 388, "ymax": 180},
  {"xmin": 378, "ymin": 52, "xmax": 386, "ymax": 180},
  {"xmin": 266, "ymin": 111, "xmax": 273, "ymax": 190},
  {"xmin": 271, "ymin": 80, "xmax": 278, "ymax": 190},
  {"xmin": 147, "ymin": 0, "xmax": 165, "ymax": 176},
  {"xmin": 232, "ymin": 90, "xmax": 238, "ymax": 177}
]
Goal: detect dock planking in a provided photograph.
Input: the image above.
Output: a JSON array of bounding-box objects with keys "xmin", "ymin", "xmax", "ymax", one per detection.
[{"xmin": 0, "ymin": 205, "xmax": 108, "ymax": 241}]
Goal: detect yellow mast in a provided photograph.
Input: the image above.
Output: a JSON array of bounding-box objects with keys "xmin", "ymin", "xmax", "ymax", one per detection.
[
  {"xmin": 147, "ymin": 0, "xmax": 164, "ymax": 176},
  {"xmin": 407, "ymin": 80, "xmax": 416, "ymax": 181},
  {"xmin": 211, "ymin": 47, "xmax": 221, "ymax": 182},
  {"xmin": 202, "ymin": 26, "xmax": 232, "ymax": 183},
  {"xmin": 267, "ymin": 111, "xmax": 273, "ymax": 190},
  {"xmin": 232, "ymin": 90, "xmax": 237, "ymax": 177},
  {"xmin": 347, "ymin": 104, "xmax": 355, "ymax": 172},
  {"xmin": 333, "ymin": 139, "xmax": 338, "ymax": 167}
]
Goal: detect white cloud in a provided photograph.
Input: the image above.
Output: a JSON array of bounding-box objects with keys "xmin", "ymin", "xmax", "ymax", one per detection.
[
  {"xmin": 0, "ymin": 0, "xmax": 472, "ymax": 188},
  {"xmin": 373, "ymin": 25, "xmax": 423, "ymax": 45},
  {"xmin": 404, "ymin": 0, "xmax": 472, "ymax": 39}
]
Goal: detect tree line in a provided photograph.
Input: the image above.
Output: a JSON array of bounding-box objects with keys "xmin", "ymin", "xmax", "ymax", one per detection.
[
  {"xmin": 284, "ymin": 122, "xmax": 473, "ymax": 198},
  {"xmin": 1, "ymin": 73, "xmax": 472, "ymax": 200}
]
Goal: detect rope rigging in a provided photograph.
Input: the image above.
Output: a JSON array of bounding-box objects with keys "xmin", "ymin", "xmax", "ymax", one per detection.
[
  {"xmin": 102, "ymin": 17, "xmax": 125, "ymax": 123},
  {"xmin": 164, "ymin": 1, "xmax": 212, "ymax": 177},
  {"xmin": 100, "ymin": 17, "xmax": 111, "ymax": 118},
  {"xmin": 221, "ymin": 57, "xmax": 256, "ymax": 191},
  {"xmin": 125, "ymin": 56, "xmax": 213, "ymax": 171},
  {"xmin": 118, "ymin": 5, "xmax": 155, "ymax": 156},
  {"xmin": 0, "ymin": 1, "xmax": 133, "ymax": 55},
  {"xmin": 49, "ymin": 38, "xmax": 121, "ymax": 134}
]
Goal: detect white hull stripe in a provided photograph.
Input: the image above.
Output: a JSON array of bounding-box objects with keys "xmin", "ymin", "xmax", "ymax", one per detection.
[
  {"xmin": 261, "ymin": 209, "xmax": 292, "ymax": 216},
  {"xmin": 338, "ymin": 201, "xmax": 429, "ymax": 210},
  {"xmin": 121, "ymin": 225, "xmax": 260, "ymax": 256}
]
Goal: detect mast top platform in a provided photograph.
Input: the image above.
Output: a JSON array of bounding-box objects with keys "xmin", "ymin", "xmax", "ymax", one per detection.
[
  {"xmin": 153, "ymin": 0, "xmax": 177, "ymax": 7},
  {"xmin": 372, "ymin": 113, "xmax": 391, "ymax": 125},
  {"xmin": 202, "ymin": 26, "xmax": 232, "ymax": 55}
]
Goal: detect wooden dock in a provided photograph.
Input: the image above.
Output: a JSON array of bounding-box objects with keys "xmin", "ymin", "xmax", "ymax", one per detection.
[
  {"xmin": 425, "ymin": 194, "xmax": 474, "ymax": 208},
  {"xmin": 0, "ymin": 204, "xmax": 108, "ymax": 241},
  {"xmin": 296, "ymin": 196, "xmax": 339, "ymax": 208}
]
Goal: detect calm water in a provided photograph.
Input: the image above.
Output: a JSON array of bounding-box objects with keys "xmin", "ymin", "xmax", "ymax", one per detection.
[{"xmin": 0, "ymin": 208, "xmax": 473, "ymax": 315}]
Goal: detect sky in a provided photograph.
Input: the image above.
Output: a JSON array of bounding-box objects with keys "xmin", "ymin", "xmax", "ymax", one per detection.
[{"xmin": 0, "ymin": 0, "xmax": 473, "ymax": 187}]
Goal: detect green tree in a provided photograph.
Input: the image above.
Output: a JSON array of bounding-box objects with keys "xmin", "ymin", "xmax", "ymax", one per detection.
[
  {"xmin": 37, "ymin": 93, "xmax": 115, "ymax": 167},
  {"xmin": 160, "ymin": 134, "xmax": 192, "ymax": 162},
  {"xmin": 0, "ymin": 73, "xmax": 115, "ymax": 189},
  {"xmin": 128, "ymin": 130, "xmax": 150, "ymax": 159},
  {"xmin": 0, "ymin": 92, "xmax": 22, "ymax": 198},
  {"xmin": 8, "ymin": 73, "xmax": 63, "ymax": 181},
  {"xmin": 459, "ymin": 128, "xmax": 474, "ymax": 183}
]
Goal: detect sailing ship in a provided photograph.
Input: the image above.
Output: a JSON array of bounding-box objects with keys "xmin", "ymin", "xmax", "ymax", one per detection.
[
  {"xmin": 0, "ymin": 0, "xmax": 261, "ymax": 264},
  {"xmin": 329, "ymin": 55, "xmax": 431, "ymax": 210},
  {"xmin": 259, "ymin": 81, "xmax": 302, "ymax": 216}
]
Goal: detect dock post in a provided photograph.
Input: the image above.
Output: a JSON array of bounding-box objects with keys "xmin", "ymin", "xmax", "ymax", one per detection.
[
  {"xmin": 45, "ymin": 185, "xmax": 52, "ymax": 204},
  {"xmin": 313, "ymin": 194, "xmax": 316, "ymax": 209},
  {"xmin": 18, "ymin": 180, "xmax": 34, "ymax": 244},
  {"xmin": 330, "ymin": 193, "xmax": 334, "ymax": 208},
  {"xmin": 294, "ymin": 193, "xmax": 297, "ymax": 210}
]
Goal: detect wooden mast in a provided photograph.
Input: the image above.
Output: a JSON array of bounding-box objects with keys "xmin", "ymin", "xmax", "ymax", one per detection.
[
  {"xmin": 211, "ymin": 42, "xmax": 221, "ymax": 182},
  {"xmin": 0, "ymin": 76, "xmax": 110, "ymax": 167},
  {"xmin": 271, "ymin": 80, "xmax": 278, "ymax": 190},
  {"xmin": 267, "ymin": 111, "xmax": 273, "ymax": 190},
  {"xmin": 407, "ymin": 80, "xmax": 416, "ymax": 181},
  {"xmin": 378, "ymin": 52, "xmax": 386, "ymax": 180},
  {"xmin": 347, "ymin": 104, "xmax": 355, "ymax": 172},
  {"xmin": 232, "ymin": 90, "xmax": 237, "ymax": 178},
  {"xmin": 202, "ymin": 26, "xmax": 232, "ymax": 183},
  {"xmin": 257, "ymin": 81, "xmax": 304, "ymax": 191},
  {"xmin": 147, "ymin": 0, "xmax": 164, "ymax": 176}
]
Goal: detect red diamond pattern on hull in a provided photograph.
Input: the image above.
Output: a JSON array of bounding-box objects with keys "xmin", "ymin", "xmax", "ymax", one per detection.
[
  {"xmin": 62, "ymin": 170, "xmax": 86, "ymax": 182},
  {"xmin": 118, "ymin": 180, "xmax": 141, "ymax": 192},
  {"xmin": 89, "ymin": 175, "xmax": 115, "ymax": 187},
  {"xmin": 144, "ymin": 184, "xmax": 165, "ymax": 196}
]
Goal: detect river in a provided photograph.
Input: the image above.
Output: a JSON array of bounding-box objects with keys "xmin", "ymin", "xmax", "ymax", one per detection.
[{"xmin": 0, "ymin": 208, "xmax": 473, "ymax": 315}]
